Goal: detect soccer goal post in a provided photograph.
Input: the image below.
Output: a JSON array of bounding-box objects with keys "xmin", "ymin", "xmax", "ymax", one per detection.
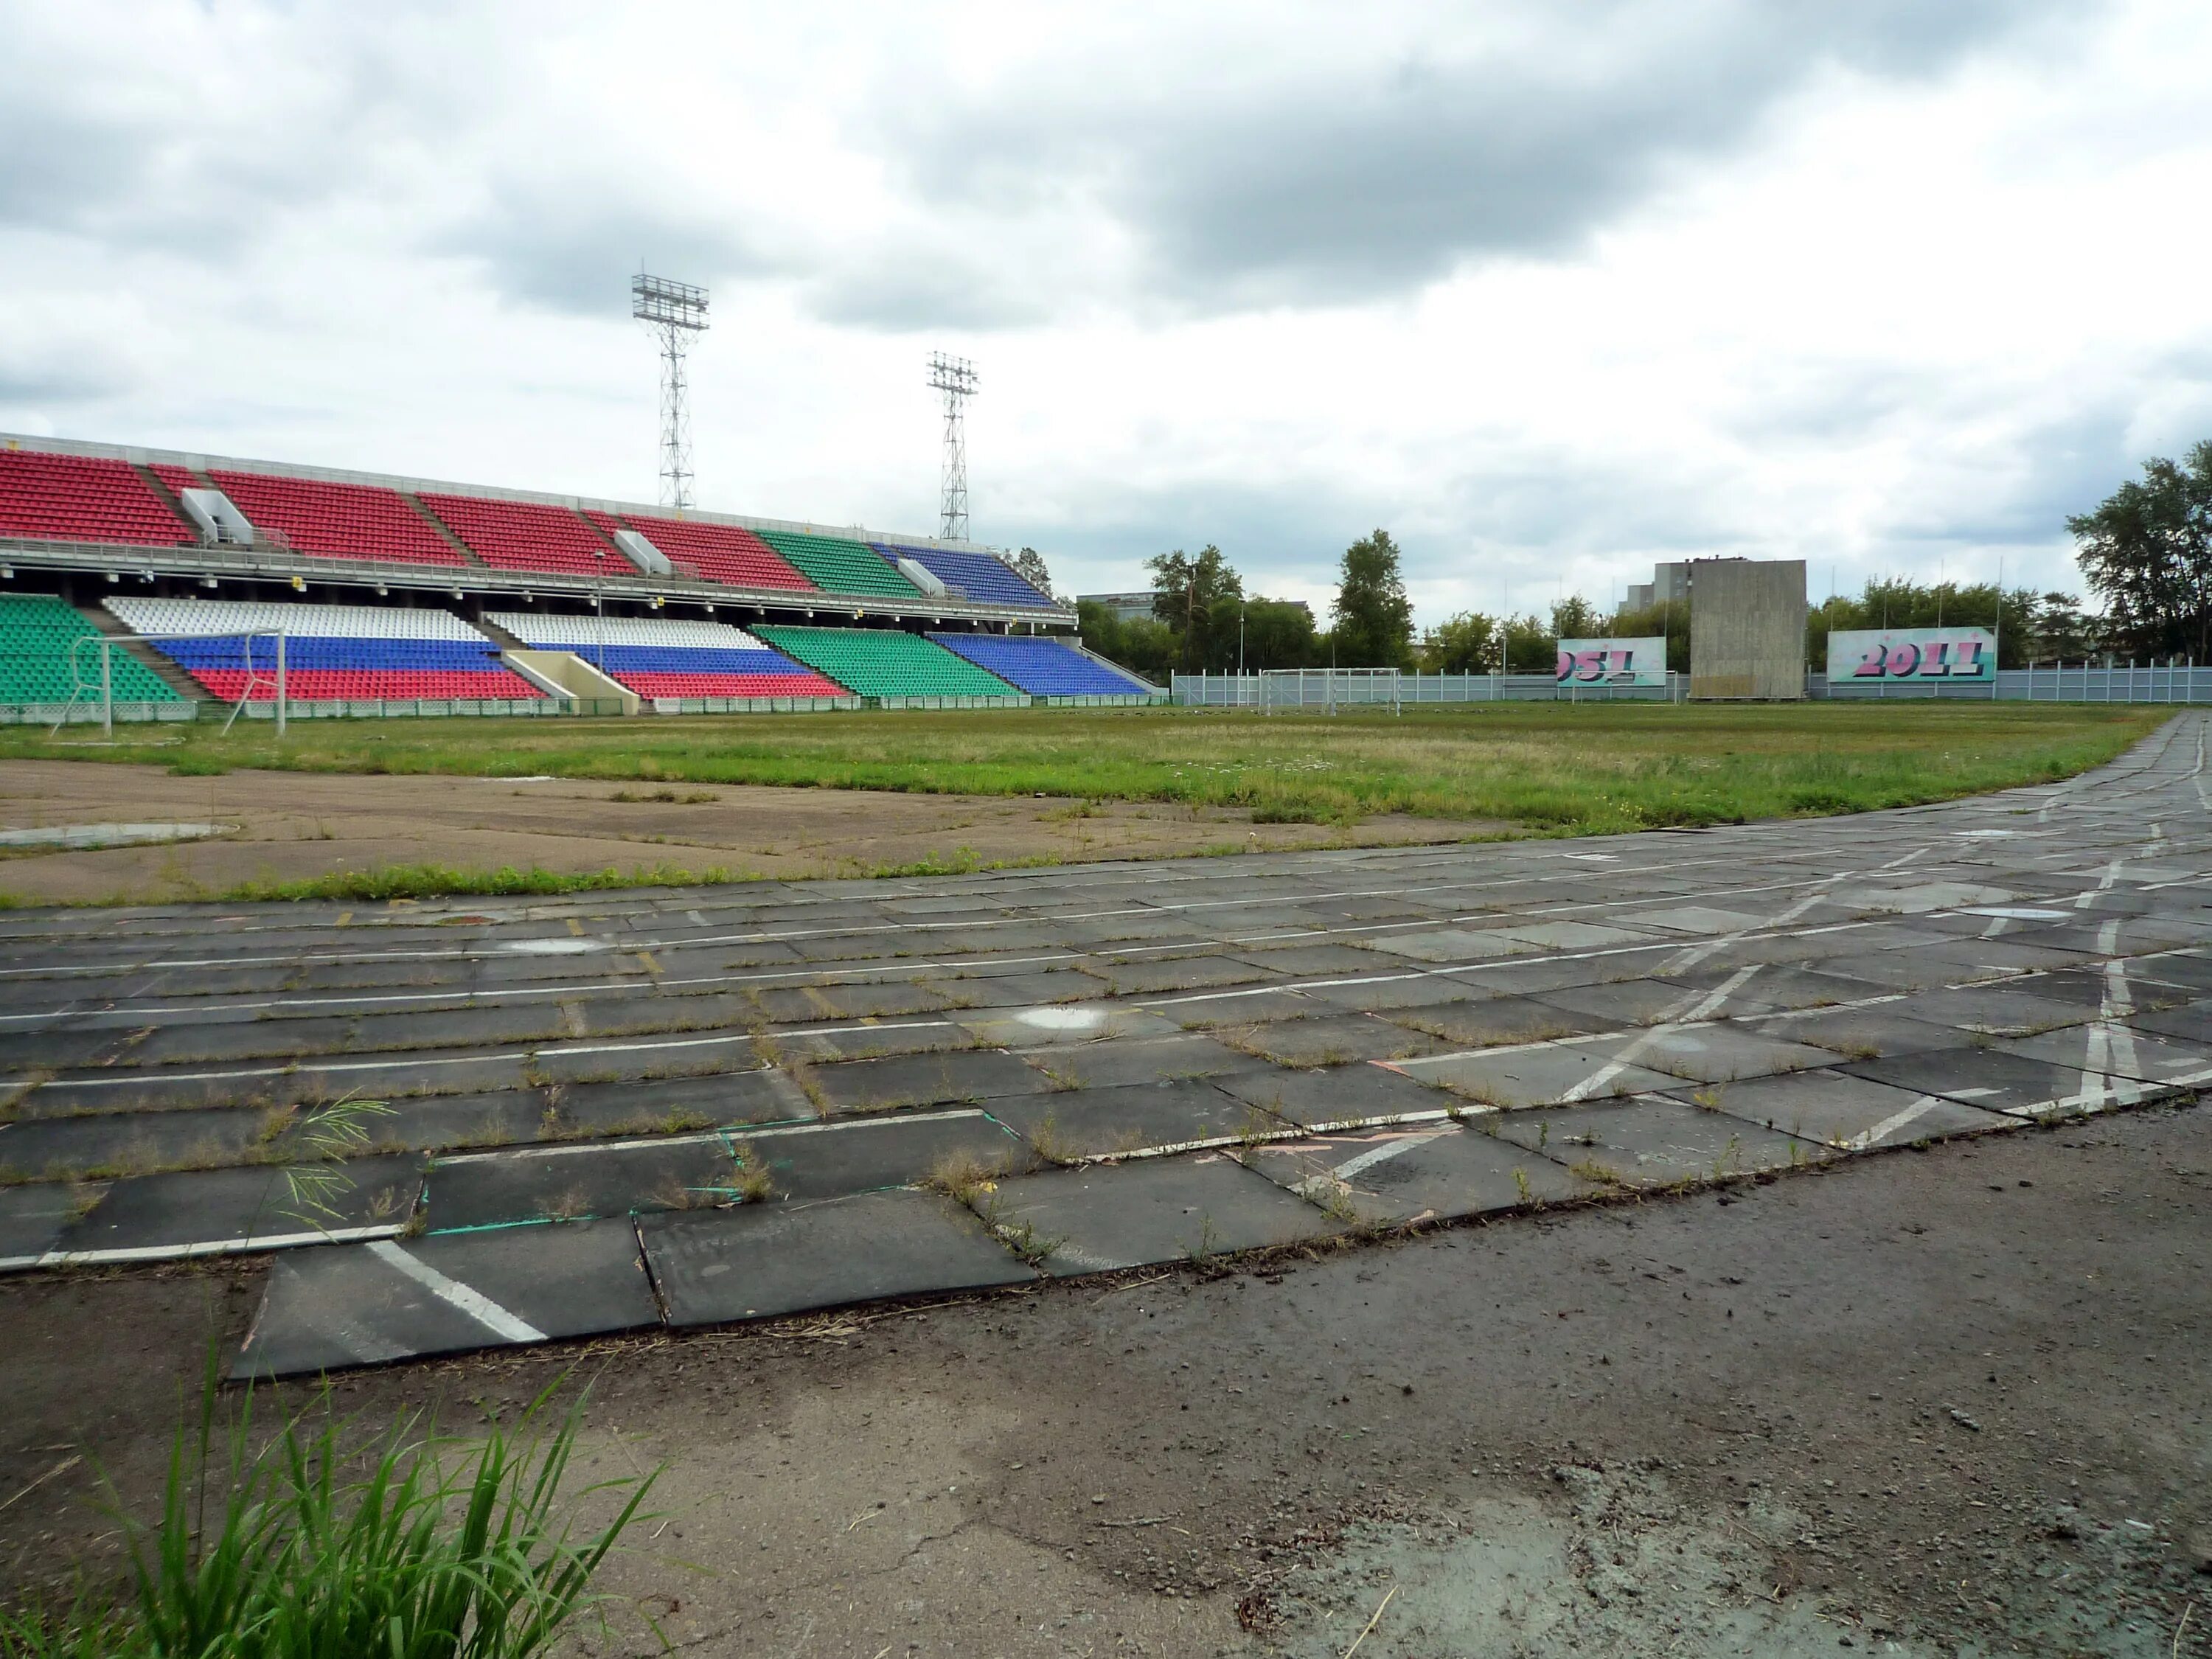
[
  {"xmin": 57, "ymin": 630, "xmax": 288, "ymax": 740},
  {"xmin": 1258, "ymin": 667, "xmax": 1402, "ymax": 716}
]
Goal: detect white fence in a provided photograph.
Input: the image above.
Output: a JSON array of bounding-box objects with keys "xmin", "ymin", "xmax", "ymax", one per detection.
[{"xmin": 1175, "ymin": 665, "xmax": 2212, "ymax": 706}]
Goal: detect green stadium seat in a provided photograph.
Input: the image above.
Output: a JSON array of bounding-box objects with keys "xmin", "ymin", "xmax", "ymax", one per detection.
[
  {"xmin": 751, "ymin": 530, "xmax": 922, "ymax": 600},
  {"xmin": 0, "ymin": 594, "xmax": 184, "ymax": 705},
  {"xmin": 753, "ymin": 625, "xmax": 1022, "ymax": 700}
]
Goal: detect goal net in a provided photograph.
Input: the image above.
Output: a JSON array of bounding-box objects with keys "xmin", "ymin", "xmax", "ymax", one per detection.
[
  {"xmin": 55, "ymin": 630, "xmax": 289, "ymax": 738},
  {"xmin": 1259, "ymin": 667, "xmax": 1402, "ymax": 715}
]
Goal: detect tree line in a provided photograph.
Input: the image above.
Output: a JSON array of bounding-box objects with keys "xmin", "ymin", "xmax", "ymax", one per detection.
[{"xmin": 1075, "ymin": 438, "xmax": 2211, "ymax": 681}]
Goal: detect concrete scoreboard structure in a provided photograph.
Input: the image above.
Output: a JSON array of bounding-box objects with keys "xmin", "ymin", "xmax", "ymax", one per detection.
[{"xmin": 1688, "ymin": 558, "xmax": 1806, "ymax": 700}]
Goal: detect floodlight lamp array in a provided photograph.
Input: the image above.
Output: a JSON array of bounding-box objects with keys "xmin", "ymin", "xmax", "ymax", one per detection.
[{"xmin": 631, "ymin": 274, "xmax": 709, "ymax": 330}]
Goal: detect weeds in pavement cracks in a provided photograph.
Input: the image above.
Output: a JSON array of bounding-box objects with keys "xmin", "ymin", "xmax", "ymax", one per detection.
[
  {"xmin": 728, "ymin": 1141, "xmax": 776, "ymax": 1204},
  {"xmin": 1512, "ymin": 1167, "xmax": 1533, "ymax": 1206},
  {"xmin": 923, "ymin": 1150, "xmax": 1061, "ymax": 1267},
  {"xmin": 272, "ymin": 1093, "xmax": 400, "ymax": 1234},
  {"xmin": 1568, "ymin": 1158, "xmax": 1624, "ymax": 1187},
  {"xmin": 0, "ymin": 1360, "xmax": 655, "ymax": 1659}
]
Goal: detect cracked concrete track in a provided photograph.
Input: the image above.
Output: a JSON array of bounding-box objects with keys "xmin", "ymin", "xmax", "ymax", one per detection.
[{"xmin": 4, "ymin": 1095, "xmax": 2208, "ymax": 1656}]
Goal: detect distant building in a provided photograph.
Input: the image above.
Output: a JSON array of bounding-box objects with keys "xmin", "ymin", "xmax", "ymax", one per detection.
[
  {"xmin": 1618, "ymin": 562, "xmax": 1690, "ymax": 615},
  {"xmin": 1077, "ymin": 591, "xmax": 1161, "ymax": 625}
]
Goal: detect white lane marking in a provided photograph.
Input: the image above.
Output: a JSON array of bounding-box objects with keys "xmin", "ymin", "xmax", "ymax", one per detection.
[
  {"xmin": 1559, "ymin": 966, "xmax": 1765, "ymax": 1104},
  {"xmin": 34, "ymin": 1222, "xmax": 402, "ymax": 1270},
  {"xmin": 1329, "ymin": 1128, "xmax": 1458, "ymax": 1182},
  {"xmin": 366, "ymin": 1239, "xmax": 545, "ymax": 1343},
  {"xmin": 1843, "ymin": 1095, "xmax": 1947, "ymax": 1150},
  {"xmin": 2073, "ymin": 858, "xmax": 2125, "ymax": 910}
]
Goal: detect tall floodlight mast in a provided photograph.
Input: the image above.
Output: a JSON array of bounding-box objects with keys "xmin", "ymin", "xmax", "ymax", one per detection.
[
  {"xmin": 926, "ymin": 352, "xmax": 978, "ymax": 541},
  {"xmin": 631, "ymin": 273, "xmax": 709, "ymax": 510}
]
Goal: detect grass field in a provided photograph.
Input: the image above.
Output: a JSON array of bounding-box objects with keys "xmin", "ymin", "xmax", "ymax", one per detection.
[{"xmin": 0, "ymin": 702, "xmax": 2165, "ymax": 841}]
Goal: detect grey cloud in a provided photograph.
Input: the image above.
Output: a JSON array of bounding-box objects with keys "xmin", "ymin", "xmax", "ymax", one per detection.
[
  {"xmin": 431, "ymin": 190, "xmax": 776, "ymax": 318},
  {"xmin": 870, "ymin": 0, "xmax": 2093, "ymax": 313}
]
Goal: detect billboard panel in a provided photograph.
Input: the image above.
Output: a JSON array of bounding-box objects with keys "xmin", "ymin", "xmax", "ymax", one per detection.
[
  {"xmin": 1557, "ymin": 637, "xmax": 1667, "ymax": 688},
  {"xmin": 1827, "ymin": 627, "xmax": 1995, "ymax": 683}
]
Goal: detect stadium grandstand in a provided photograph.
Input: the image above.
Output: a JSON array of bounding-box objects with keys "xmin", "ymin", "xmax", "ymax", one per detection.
[{"xmin": 0, "ymin": 432, "xmax": 1161, "ymax": 718}]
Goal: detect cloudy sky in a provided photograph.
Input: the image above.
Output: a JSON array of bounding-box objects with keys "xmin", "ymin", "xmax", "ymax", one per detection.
[{"xmin": 4, "ymin": 1, "xmax": 2209, "ymax": 626}]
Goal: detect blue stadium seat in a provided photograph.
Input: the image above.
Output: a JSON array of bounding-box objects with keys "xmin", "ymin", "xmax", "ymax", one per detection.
[
  {"xmin": 873, "ymin": 545, "xmax": 1054, "ymax": 609},
  {"xmin": 926, "ymin": 633, "xmax": 1155, "ymax": 697}
]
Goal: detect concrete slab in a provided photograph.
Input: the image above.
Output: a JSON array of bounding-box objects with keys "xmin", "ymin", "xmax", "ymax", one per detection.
[
  {"xmin": 1993, "ymin": 1026, "xmax": 2212, "ymax": 1090},
  {"xmin": 1674, "ymin": 1068, "xmax": 2011, "ymax": 1150},
  {"xmin": 423, "ymin": 1137, "xmax": 739, "ymax": 1231},
  {"xmin": 2124, "ymin": 998, "xmax": 2212, "ymax": 1043},
  {"xmin": 1838, "ymin": 1047, "xmax": 2167, "ymax": 1120},
  {"xmin": 1391, "ymin": 1044, "xmax": 1683, "ymax": 1110},
  {"xmin": 1095, "ymin": 956, "xmax": 1273, "ymax": 996},
  {"xmin": 554, "ymin": 1069, "xmax": 815, "ymax": 1134},
  {"xmin": 924, "ymin": 969, "xmax": 1110, "ymax": 1008},
  {"xmin": 1294, "ymin": 975, "xmax": 1496, "ymax": 1013},
  {"xmin": 0, "ymin": 1180, "xmax": 101, "ymax": 1268},
  {"xmin": 986, "ymin": 1152, "xmax": 1340, "ymax": 1276},
  {"xmin": 1237, "ymin": 1124, "xmax": 1599, "ymax": 1225},
  {"xmin": 1623, "ymin": 906, "xmax": 1765, "ymax": 936},
  {"xmin": 736, "ymin": 1110, "xmax": 1035, "ymax": 1200},
  {"xmin": 1153, "ymin": 990, "xmax": 1326, "ymax": 1029},
  {"xmin": 987, "ymin": 1078, "xmax": 1284, "ymax": 1161},
  {"xmin": 1672, "ymin": 965, "xmax": 1896, "ymax": 1012},
  {"xmin": 1489, "ymin": 921, "xmax": 1662, "ymax": 950},
  {"xmin": 1888, "ymin": 984, "xmax": 2094, "ymax": 1037},
  {"xmin": 753, "ymin": 981, "xmax": 950, "ymax": 1023},
  {"xmin": 949, "ymin": 1003, "xmax": 1182, "ymax": 1048},
  {"xmin": 1215, "ymin": 1014, "xmax": 1447, "ymax": 1068},
  {"xmin": 1015, "ymin": 1033, "xmax": 1263, "ymax": 1091},
  {"xmin": 1530, "ymin": 978, "xmax": 1776, "ymax": 1029},
  {"xmin": 1576, "ymin": 1023, "xmax": 1838, "ymax": 1086},
  {"xmin": 1489, "ymin": 1095, "xmax": 1822, "ymax": 1185},
  {"xmin": 641, "ymin": 1188, "xmax": 1032, "ymax": 1325},
  {"xmin": 1363, "ymin": 928, "xmax": 1529, "ymax": 964},
  {"xmin": 806, "ymin": 1048, "xmax": 1060, "ymax": 1114},
  {"xmin": 1750, "ymin": 1004, "xmax": 1978, "ymax": 1061},
  {"xmin": 0, "ymin": 1107, "xmax": 272, "ymax": 1183},
  {"xmin": 54, "ymin": 1154, "xmax": 422, "ymax": 1261},
  {"xmin": 232, "ymin": 1218, "xmax": 658, "ymax": 1379},
  {"xmin": 1214, "ymin": 1062, "xmax": 1453, "ymax": 1128},
  {"xmin": 1377, "ymin": 995, "xmax": 1613, "ymax": 1051}
]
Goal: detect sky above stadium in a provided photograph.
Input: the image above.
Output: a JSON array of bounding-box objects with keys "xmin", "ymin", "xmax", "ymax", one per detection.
[{"xmin": 3, "ymin": 1, "xmax": 2209, "ymax": 626}]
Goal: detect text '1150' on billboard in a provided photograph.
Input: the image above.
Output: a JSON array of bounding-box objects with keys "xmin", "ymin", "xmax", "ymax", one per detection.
[
  {"xmin": 1827, "ymin": 627, "xmax": 1996, "ymax": 682},
  {"xmin": 1557, "ymin": 638, "xmax": 1667, "ymax": 688}
]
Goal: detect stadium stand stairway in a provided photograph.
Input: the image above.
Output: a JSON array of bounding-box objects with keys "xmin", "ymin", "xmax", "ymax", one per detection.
[
  {"xmin": 401, "ymin": 494, "xmax": 486, "ymax": 565},
  {"xmin": 487, "ymin": 612, "xmax": 846, "ymax": 701},
  {"xmin": 81, "ymin": 602, "xmax": 207, "ymax": 702},
  {"xmin": 0, "ymin": 594, "xmax": 183, "ymax": 706},
  {"xmin": 754, "ymin": 624, "xmax": 1023, "ymax": 701}
]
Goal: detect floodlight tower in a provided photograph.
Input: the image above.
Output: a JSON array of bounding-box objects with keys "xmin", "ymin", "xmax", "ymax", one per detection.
[
  {"xmin": 926, "ymin": 352, "xmax": 978, "ymax": 541},
  {"xmin": 631, "ymin": 273, "xmax": 709, "ymax": 510}
]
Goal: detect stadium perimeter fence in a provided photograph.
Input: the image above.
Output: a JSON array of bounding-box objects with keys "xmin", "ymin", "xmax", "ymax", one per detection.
[
  {"xmin": 1173, "ymin": 665, "xmax": 2212, "ymax": 706},
  {"xmin": 0, "ymin": 690, "xmax": 1166, "ymax": 726}
]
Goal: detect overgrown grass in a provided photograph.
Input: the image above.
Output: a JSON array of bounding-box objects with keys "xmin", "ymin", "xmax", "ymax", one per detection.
[
  {"xmin": 0, "ymin": 703, "xmax": 2161, "ymax": 836},
  {"xmin": 0, "ymin": 1368, "xmax": 653, "ymax": 1659},
  {"xmin": 214, "ymin": 862, "xmax": 740, "ymax": 903}
]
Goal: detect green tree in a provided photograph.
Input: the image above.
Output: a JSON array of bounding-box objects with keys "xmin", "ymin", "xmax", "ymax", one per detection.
[
  {"xmin": 1419, "ymin": 611, "xmax": 1499, "ymax": 673},
  {"xmin": 2068, "ymin": 441, "xmax": 2212, "ymax": 658},
  {"xmin": 1550, "ymin": 594, "xmax": 1603, "ymax": 641},
  {"xmin": 1501, "ymin": 613, "xmax": 1554, "ymax": 673},
  {"xmin": 2028, "ymin": 591, "xmax": 2098, "ymax": 661},
  {"xmin": 1077, "ymin": 599, "xmax": 1175, "ymax": 682},
  {"xmin": 1148, "ymin": 544, "xmax": 1245, "ymax": 673},
  {"xmin": 1010, "ymin": 546, "xmax": 1054, "ymax": 599},
  {"xmin": 1610, "ymin": 598, "xmax": 1690, "ymax": 671},
  {"xmin": 1242, "ymin": 597, "xmax": 1319, "ymax": 670},
  {"xmin": 1331, "ymin": 530, "xmax": 1414, "ymax": 668}
]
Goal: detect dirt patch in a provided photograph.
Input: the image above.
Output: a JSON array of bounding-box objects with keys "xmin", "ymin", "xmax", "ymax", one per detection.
[
  {"xmin": 0, "ymin": 759, "xmax": 1515, "ymax": 902},
  {"xmin": 3, "ymin": 1103, "xmax": 2208, "ymax": 1654}
]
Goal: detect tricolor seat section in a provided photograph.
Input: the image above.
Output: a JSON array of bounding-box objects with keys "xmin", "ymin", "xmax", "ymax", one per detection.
[
  {"xmin": 105, "ymin": 599, "xmax": 540, "ymax": 702},
  {"xmin": 487, "ymin": 613, "xmax": 843, "ymax": 699},
  {"xmin": 877, "ymin": 545, "xmax": 1054, "ymax": 609},
  {"xmin": 928, "ymin": 633, "xmax": 1158, "ymax": 698},
  {"xmin": 753, "ymin": 625, "xmax": 1022, "ymax": 700},
  {"xmin": 0, "ymin": 451, "xmax": 193, "ymax": 546},
  {"xmin": 0, "ymin": 595, "xmax": 181, "ymax": 704}
]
